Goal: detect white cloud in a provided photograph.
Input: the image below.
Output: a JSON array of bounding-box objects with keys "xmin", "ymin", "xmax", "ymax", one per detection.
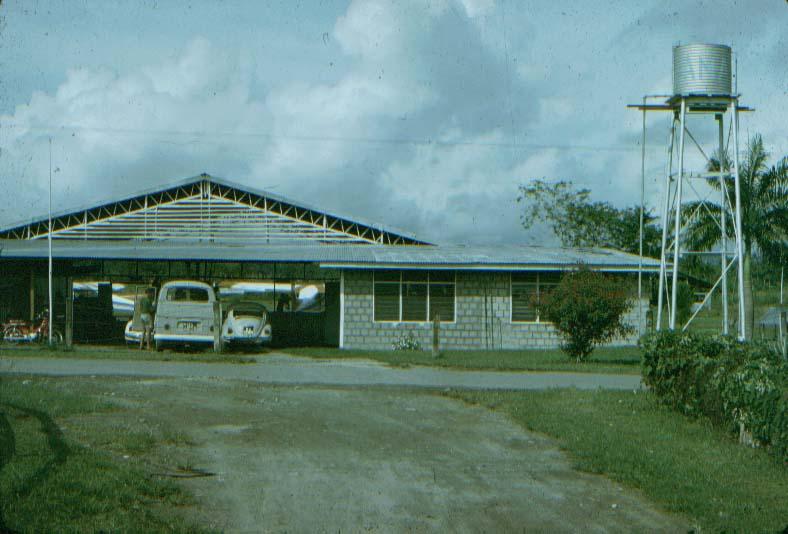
[
  {"xmin": 1, "ymin": 0, "xmax": 784, "ymax": 248},
  {"xmin": 378, "ymin": 129, "xmax": 528, "ymax": 244},
  {"xmin": 334, "ymin": 1, "xmax": 406, "ymax": 60},
  {"xmin": 537, "ymin": 97, "xmax": 574, "ymax": 125},
  {"xmin": 511, "ymin": 149, "xmax": 561, "ymax": 181},
  {"xmin": 0, "ymin": 38, "xmax": 271, "ymax": 223},
  {"xmin": 258, "ymin": 73, "xmax": 434, "ymax": 179},
  {"xmin": 457, "ymin": 0, "xmax": 495, "ymax": 19},
  {"xmin": 382, "ymin": 129, "xmax": 511, "ymax": 212},
  {"xmin": 334, "ymin": 0, "xmax": 456, "ymax": 61}
]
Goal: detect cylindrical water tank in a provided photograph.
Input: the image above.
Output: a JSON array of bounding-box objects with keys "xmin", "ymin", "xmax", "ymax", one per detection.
[{"xmin": 672, "ymin": 44, "xmax": 732, "ymax": 96}]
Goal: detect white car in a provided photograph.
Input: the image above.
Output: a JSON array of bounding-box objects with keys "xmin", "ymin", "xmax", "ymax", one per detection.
[
  {"xmin": 124, "ymin": 319, "xmax": 143, "ymax": 344},
  {"xmin": 221, "ymin": 302, "xmax": 272, "ymax": 347},
  {"xmin": 154, "ymin": 281, "xmax": 220, "ymax": 350}
]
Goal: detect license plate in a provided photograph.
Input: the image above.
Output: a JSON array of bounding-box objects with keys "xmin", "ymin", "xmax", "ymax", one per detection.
[
  {"xmin": 243, "ymin": 326, "xmax": 254, "ymax": 335},
  {"xmin": 178, "ymin": 321, "xmax": 199, "ymax": 331}
]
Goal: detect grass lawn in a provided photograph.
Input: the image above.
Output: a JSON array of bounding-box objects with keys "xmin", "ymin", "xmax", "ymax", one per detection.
[
  {"xmin": 284, "ymin": 346, "xmax": 642, "ymax": 374},
  {"xmin": 686, "ymin": 287, "xmax": 784, "ymax": 336},
  {"xmin": 447, "ymin": 388, "xmax": 788, "ymax": 533},
  {"xmin": 0, "ymin": 375, "xmax": 204, "ymax": 532},
  {"xmin": 1, "ymin": 343, "xmax": 643, "ymax": 374},
  {"xmin": 0, "ymin": 343, "xmax": 257, "ymax": 364}
]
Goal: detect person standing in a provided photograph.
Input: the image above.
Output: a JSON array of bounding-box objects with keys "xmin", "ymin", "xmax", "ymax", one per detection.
[{"xmin": 139, "ymin": 287, "xmax": 156, "ymax": 350}]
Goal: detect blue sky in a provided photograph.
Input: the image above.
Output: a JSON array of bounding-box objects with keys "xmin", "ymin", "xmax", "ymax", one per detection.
[{"xmin": 0, "ymin": 0, "xmax": 785, "ymax": 244}]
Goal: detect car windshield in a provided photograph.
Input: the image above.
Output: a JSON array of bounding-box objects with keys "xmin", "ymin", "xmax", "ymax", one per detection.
[
  {"xmin": 166, "ymin": 287, "xmax": 210, "ymax": 302},
  {"xmin": 231, "ymin": 303, "xmax": 265, "ymax": 317}
]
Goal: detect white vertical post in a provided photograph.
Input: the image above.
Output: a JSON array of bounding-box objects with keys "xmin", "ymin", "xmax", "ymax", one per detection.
[
  {"xmin": 731, "ymin": 100, "xmax": 746, "ymax": 340},
  {"xmin": 670, "ymin": 98, "xmax": 687, "ymax": 330},
  {"xmin": 657, "ymin": 118, "xmax": 676, "ymax": 330},
  {"xmin": 717, "ymin": 114, "xmax": 729, "ymax": 335},
  {"xmin": 638, "ymin": 98, "xmax": 646, "ymax": 334},
  {"xmin": 48, "ymin": 137, "xmax": 53, "ymax": 345},
  {"xmin": 207, "ymin": 178, "xmax": 212, "ymax": 240},
  {"xmin": 199, "ymin": 180, "xmax": 204, "ymax": 240}
]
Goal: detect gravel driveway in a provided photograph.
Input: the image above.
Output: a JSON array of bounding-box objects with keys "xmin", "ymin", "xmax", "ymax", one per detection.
[{"xmin": 65, "ymin": 376, "xmax": 686, "ymax": 532}]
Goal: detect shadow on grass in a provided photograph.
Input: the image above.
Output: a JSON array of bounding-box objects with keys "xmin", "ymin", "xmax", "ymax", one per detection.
[
  {"xmin": 587, "ymin": 358, "xmax": 640, "ymax": 366},
  {"xmin": 0, "ymin": 402, "xmax": 70, "ymax": 533},
  {"xmin": 0, "ymin": 410, "xmax": 16, "ymax": 533}
]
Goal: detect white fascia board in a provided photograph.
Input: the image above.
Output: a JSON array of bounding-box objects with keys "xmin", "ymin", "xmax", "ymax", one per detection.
[{"xmin": 319, "ymin": 263, "xmax": 661, "ymax": 273}]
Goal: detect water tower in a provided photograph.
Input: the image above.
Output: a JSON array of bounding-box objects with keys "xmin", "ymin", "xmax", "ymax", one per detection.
[{"xmin": 629, "ymin": 44, "xmax": 751, "ymax": 340}]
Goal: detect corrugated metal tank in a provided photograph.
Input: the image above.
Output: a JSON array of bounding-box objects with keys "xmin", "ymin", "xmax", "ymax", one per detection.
[{"xmin": 672, "ymin": 44, "xmax": 732, "ymax": 96}]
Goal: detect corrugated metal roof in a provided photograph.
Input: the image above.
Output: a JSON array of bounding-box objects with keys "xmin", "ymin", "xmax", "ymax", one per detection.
[{"xmin": 0, "ymin": 239, "xmax": 661, "ymax": 271}]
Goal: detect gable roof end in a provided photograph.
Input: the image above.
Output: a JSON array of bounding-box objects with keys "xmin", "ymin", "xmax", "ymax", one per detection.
[{"xmin": 0, "ymin": 174, "xmax": 431, "ymax": 246}]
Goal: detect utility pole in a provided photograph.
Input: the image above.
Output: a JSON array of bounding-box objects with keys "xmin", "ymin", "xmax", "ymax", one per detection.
[
  {"xmin": 637, "ymin": 96, "xmax": 646, "ymax": 334},
  {"xmin": 48, "ymin": 137, "xmax": 53, "ymax": 345}
]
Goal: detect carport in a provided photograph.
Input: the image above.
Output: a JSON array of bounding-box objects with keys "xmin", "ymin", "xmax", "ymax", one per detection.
[{"xmin": 0, "ymin": 242, "xmax": 348, "ymax": 347}]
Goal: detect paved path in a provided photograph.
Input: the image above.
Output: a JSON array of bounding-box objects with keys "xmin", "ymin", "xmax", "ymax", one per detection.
[{"xmin": 0, "ymin": 353, "xmax": 643, "ymax": 390}]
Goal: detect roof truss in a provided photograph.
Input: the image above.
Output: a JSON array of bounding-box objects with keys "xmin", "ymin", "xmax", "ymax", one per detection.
[{"xmin": 0, "ymin": 175, "xmax": 429, "ymax": 245}]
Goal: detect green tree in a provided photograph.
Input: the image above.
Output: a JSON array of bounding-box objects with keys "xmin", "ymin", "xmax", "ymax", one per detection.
[
  {"xmin": 540, "ymin": 266, "xmax": 633, "ymax": 361},
  {"xmin": 517, "ymin": 179, "xmax": 662, "ymax": 257},
  {"xmin": 684, "ymin": 135, "xmax": 788, "ymax": 338}
]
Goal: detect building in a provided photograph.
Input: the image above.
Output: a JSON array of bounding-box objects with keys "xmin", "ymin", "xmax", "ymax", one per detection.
[{"xmin": 0, "ymin": 174, "xmax": 657, "ymax": 349}]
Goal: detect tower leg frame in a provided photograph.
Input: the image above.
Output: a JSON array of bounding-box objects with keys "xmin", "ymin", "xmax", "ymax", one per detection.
[
  {"xmin": 656, "ymin": 118, "xmax": 677, "ymax": 331},
  {"xmin": 651, "ymin": 96, "xmax": 747, "ymax": 339},
  {"xmin": 669, "ymin": 99, "xmax": 688, "ymax": 331},
  {"xmin": 731, "ymin": 100, "xmax": 746, "ymax": 341}
]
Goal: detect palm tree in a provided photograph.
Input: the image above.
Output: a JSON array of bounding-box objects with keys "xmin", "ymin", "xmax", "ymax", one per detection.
[{"xmin": 684, "ymin": 134, "xmax": 788, "ymax": 338}]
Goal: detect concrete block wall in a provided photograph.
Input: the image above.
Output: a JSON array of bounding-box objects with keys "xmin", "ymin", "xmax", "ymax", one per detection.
[{"xmin": 341, "ymin": 270, "xmax": 649, "ymax": 351}]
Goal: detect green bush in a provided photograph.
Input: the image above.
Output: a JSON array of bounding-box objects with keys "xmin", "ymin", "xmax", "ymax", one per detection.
[
  {"xmin": 541, "ymin": 266, "xmax": 632, "ymax": 361},
  {"xmin": 640, "ymin": 331, "xmax": 787, "ymax": 463},
  {"xmin": 674, "ymin": 280, "xmax": 695, "ymax": 325}
]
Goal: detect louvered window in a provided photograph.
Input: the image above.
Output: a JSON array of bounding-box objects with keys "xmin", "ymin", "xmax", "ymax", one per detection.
[
  {"xmin": 511, "ymin": 272, "xmax": 560, "ymax": 322},
  {"xmin": 402, "ymin": 271, "xmax": 428, "ymax": 321},
  {"xmin": 373, "ymin": 271, "xmax": 400, "ymax": 321},
  {"xmin": 428, "ymin": 271, "xmax": 455, "ymax": 322},
  {"xmin": 373, "ymin": 271, "xmax": 455, "ymax": 322}
]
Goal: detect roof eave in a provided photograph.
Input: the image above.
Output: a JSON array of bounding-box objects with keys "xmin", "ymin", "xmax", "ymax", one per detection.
[{"xmin": 319, "ymin": 262, "xmax": 661, "ymax": 273}]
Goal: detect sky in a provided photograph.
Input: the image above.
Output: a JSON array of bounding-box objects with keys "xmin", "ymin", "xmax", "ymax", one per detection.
[{"xmin": 0, "ymin": 0, "xmax": 785, "ymax": 245}]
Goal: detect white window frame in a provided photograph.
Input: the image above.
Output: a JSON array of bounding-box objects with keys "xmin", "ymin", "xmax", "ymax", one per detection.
[
  {"xmin": 372, "ymin": 271, "xmax": 401, "ymax": 323},
  {"xmin": 426, "ymin": 271, "xmax": 457, "ymax": 324},
  {"xmin": 510, "ymin": 272, "xmax": 556, "ymax": 324},
  {"xmin": 372, "ymin": 270, "xmax": 456, "ymax": 324}
]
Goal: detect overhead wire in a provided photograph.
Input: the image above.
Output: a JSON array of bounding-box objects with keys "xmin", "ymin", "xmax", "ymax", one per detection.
[{"xmin": 2, "ymin": 122, "xmax": 660, "ymax": 153}]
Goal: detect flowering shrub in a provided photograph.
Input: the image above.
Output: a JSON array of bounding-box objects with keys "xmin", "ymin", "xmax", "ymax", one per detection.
[
  {"xmin": 392, "ymin": 332, "xmax": 422, "ymax": 351},
  {"xmin": 640, "ymin": 331, "xmax": 787, "ymax": 463},
  {"xmin": 540, "ymin": 266, "xmax": 633, "ymax": 361}
]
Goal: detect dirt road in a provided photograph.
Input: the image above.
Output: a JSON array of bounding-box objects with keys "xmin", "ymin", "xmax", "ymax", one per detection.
[{"xmin": 68, "ymin": 376, "xmax": 685, "ymax": 532}]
